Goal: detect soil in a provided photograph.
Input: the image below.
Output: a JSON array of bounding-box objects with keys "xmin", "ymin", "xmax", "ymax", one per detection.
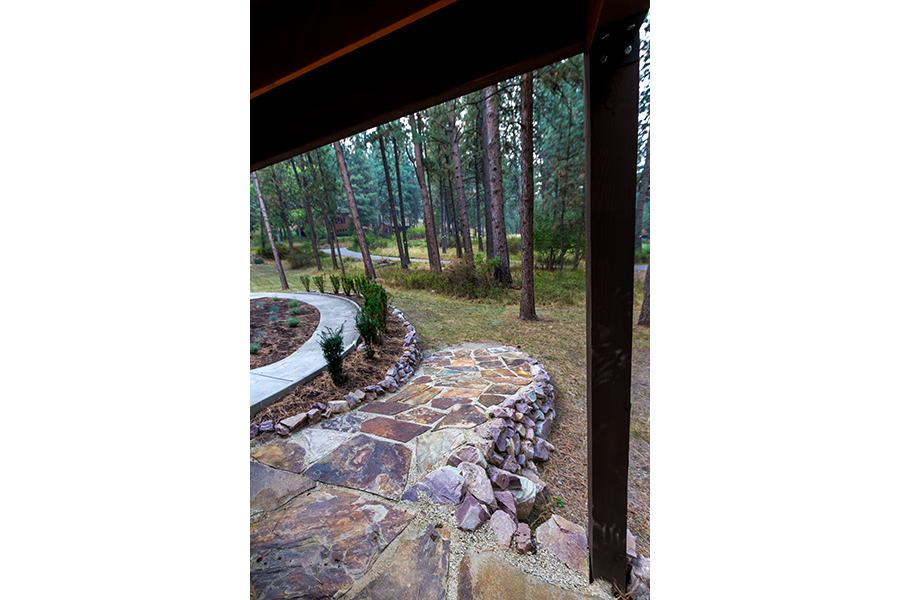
[
  {"xmin": 250, "ymin": 297, "xmax": 407, "ymax": 428},
  {"xmin": 251, "ymin": 298, "xmax": 321, "ymax": 369}
]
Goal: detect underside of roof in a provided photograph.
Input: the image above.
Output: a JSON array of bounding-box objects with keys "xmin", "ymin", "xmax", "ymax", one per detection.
[{"xmin": 251, "ymin": 0, "xmax": 649, "ymax": 171}]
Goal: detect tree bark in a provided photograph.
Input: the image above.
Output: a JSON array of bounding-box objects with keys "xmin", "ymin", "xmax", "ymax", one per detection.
[
  {"xmin": 314, "ymin": 148, "xmax": 344, "ymax": 275},
  {"xmin": 485, "ymin": 84, "xmax": 511, "ymax": 286},
  {"xmin": 479, "ymin": 91, "xmax": 494, "ymax": 258},
  {"xmin": 635, "ymin": 141, "xmax": 650, "ymax": 254},
  {"xmin": 519, "ymin": 72, "xmax": 537, "ymax": 320},
  {"xmin": 289, "ymin": 155, "xmax": 323, "ymax": 270},
  {"xmin": 391, "ymin": 135, "xmax": 411, "ymax": 267},
  {"xmin": 269, "ymin": 168, "xmax": 294, "ymax": 252},
  {"xmin": 252, "ymin": 171, "xmax": 289, "ymax": 290},
  {"xmin": 378, "ymin": 129, "xmax": 407, "ymax": 269},
  {"xmin": 637, "ymin": 262, "xmax": 650, "ymax": 327},
  {"xmin": 448, "ymin": 100, "xmax": 475, "ymax": 265},
  {"xmin": 333, "ymin": 140, "xmax": 376, "ymax": 279},
  {"xmin": 413, "ymin": 112, "xmax": 442, "ymax": 273}
]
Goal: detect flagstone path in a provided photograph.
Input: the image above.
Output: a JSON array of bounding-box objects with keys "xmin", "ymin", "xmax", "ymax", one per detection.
[{"xmin": 250, "ymin": 343, "xmax": 617, "ymax": 600}]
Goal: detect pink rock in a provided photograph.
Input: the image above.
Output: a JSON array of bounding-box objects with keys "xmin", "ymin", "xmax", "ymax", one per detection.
[
  {"xmin": 306, "ymin": 408, "xmax": 321, "ymax": 425},
  {"xmin": 455, "ymin": 493, "xmax": 490, "ymax": 531},
  {"xmin": 259, "ymin": 420, "xmax": 274, "ymax": 432},
  {"xmin": 275, "ymin": 424, "xmax": 290, "ymax": 436},
  {"xmin": 489, "ymin": 509, "xmax": 517, "ymax": 549},
  {"xmin": 519, "ymin": 468, "xmax": 547, "ymax": 495},
  {"xmin": 535, "ymin": 514, "xmax": 589, "ymax": 577},
  {"xmin": 494, "ymin": 490, "xmax": 517, "ymax": 521},
  {"xmin": 280, "ymin": 413, "xmax": 308, "ymax": 431},
  {"xmin": 515, "ymin": 522, "xmax": 533, "ymax": 554},
  {"xmin": 250, "ymin": 424, "xmax": 259, "ymax": 437},
  {"xmin": 457, "ymin": 462, "xmax": 495, "ymax": 508}
]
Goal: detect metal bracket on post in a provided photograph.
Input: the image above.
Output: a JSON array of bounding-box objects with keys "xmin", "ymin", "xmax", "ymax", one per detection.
[{"xmin": 591, "ymin": 12, "xmax": 646, "ymax": 72}]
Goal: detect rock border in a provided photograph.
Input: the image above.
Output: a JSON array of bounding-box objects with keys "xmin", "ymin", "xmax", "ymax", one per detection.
[{"xmin": 250, "ymin": 302, "xmax": 423, "ymax": 438}]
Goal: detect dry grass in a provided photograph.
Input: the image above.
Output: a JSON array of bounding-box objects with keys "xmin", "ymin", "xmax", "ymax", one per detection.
[{"xmin": 250, "ymin": 261, "xmax": 650, "ymax": 558}]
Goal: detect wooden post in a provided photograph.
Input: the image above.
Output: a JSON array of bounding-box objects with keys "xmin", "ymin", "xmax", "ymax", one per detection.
[{"xmin": 584, "ymin": 14, "xmax": 643, "ymax": 589}]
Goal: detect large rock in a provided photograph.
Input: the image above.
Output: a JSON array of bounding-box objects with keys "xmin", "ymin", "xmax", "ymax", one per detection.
[
  {"xmin": 489, "ymin": 509, "xmax": 517, "ymax": 550},
  {"xmin": 456, "ymin": 461, "xmax": 495, "ymax": 508},
  {"xmin": 402, "ymin": 465, "xmax": 466, "ymax": 505},
  {"xmin": 535, "ymin": 514, "xmax": 589, "ymax": 578},
  {"xmin": 250, "ymin": 488, "xmax": 414, "ymax": 600},
  {"xmin": 508, "ymin": 475, "xmax": 537, "ymax": 520},
  {"xmin": 494, "ymin": 490, "xmax": 517, "ymax": 521},
  {"xmin": 354, "ymin": 524, "xmax": 450, "ymax": 600},
  {"xmin": 250, "ymin": 461, "xmax": 315, "ymax": 512},
  {"xmin": 304, "ymin": 434, "xmax": 411, "ymax": 501},
  {"xmin": 515, "ymin": 522, "xmax": 534, "ymax": 554},
  {"xmin": 250, "ymin": 440, "xmax": 307, "ymax": 473},
  {"xmin": 455, "ymin": 493, "xmax": 490, "ymax": 531}
]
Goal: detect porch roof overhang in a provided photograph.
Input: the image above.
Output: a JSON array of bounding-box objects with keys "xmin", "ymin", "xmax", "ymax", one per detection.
[{"xmin": 251, "ymin": 0, "xmax": 649, "ymax": 172}]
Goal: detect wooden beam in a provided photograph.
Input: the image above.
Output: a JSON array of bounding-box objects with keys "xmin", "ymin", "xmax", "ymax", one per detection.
[
  {"xmin": 251, "ymin": 0, "xmax": 587, "ymax": 171},
  {"xmin": 584, "ymin": 24, "xmax": 641, "ymax": 588},
  {"xmin": 251, "ymin": 0, "xmax": 459, "ymax": 99}
]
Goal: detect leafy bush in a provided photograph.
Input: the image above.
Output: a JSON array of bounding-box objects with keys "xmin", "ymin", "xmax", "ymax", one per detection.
[
  {"xmin": 405, "ymin": 225, "xmax": 427, "ymax": 240},
  {"xmin": 634, "ymin": 248, "xmax": 650, "ymax": 265},
  {"xmin": 255, "ymin": 243, "xmax": 289, "ymax": 260},
  {"xmin": 506, "ymin": 235, "xmax": 522, "ymax": 255},
  {"xmin": 340, "ymin": 276, "xmax": 354, "ymax": 296},
  {"xmin": 357, "ymin": 280, "xmax": 389, "ymax": 333},
  {"xmin": 312, "ymin": 274, "xmax": 326, "ymax": 293},
  {"xmin": 299, "ymin": 274, "xmax": 311, "ymax": 292},
  {"xmin": 290, "ymin": 307, "xmax": 302, "ymax": 315},
  {"xmin": 250, "ymin": 342, "xmax": 260, "ymax": 355},
  {"xmin": 318, "ymin": 325, "xmax": 347, "ymax": 386},
  {"xmin": 348, "ymin": 232, "xmax": 379, "ymax": 253},
  {"xmin": 288, "ymin": 299, "xmax": 299, "ymax": 308},
  {"xmin": 285, "ymin": 317, "xmax": 300, "ymax": 327},
  {"xmin": 252, "ymin": 257, "xmax": 264, "ymax": 265},
  {"xmin": 286, "ymin": 249, "xmax": 314, "ymax": 269}
]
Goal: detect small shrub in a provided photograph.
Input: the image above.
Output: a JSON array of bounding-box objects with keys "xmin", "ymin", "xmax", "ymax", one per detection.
[
  {"xmin": 268, "ymin": 315, "xmax": 277, "ymax": 322},
  {"xmin": 288, "ymin": 299, "xmax": 299, "ymax": 308},
  {"xmin": 252, "ymin": 257, "xmax": 264, "ymax": 265},
  {"xmin": 340, "ymin": 276, "xmax": 353, "ymax": 296},
  {"xmin": 354, "ymin": 310, "xmax": 381, "ymax": 359},
  {"xmin": 255, "ymin": 243, "xmax": 289, "ymax": 259},
  {"xmin": 286, "ymin": 249, "xmax": 314, "ymax": 270},
  {"xmin": 269, "ymin": 304, "xmax": 280, "ymax": 312},
  {"xmin": 250, "ymin": 342, "xmax": 260, "ymax": 355},
  {"xmin": 290, "ymin": 307, "xmax": 302, "ymax": 315},
  {"xmin": 318, "ymin": 325, "xmax": 347, "ymax": 386},
  {"xmin": 329, "ymin": 274, "xmax": 341, "ymax": 295},
  {"xmin": 312, "ymin": 274, "xmax": 326, "ymax": 293},
  {"xmin": 285, "ymin": 317, "xmax": 300, "ymax": 327},
  {"xmin": 299, "ymin": 274, "xmax": 311, "ymax": 292}
]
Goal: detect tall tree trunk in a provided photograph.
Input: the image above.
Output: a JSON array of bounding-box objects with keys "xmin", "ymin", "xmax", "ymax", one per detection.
[
  {"xmin": 391, "ymin": 135, "xmax": 411, "ymax": 267},
  {"xmin": 558, "ymin": 100, "xmax": 574, "ymax": 272},
  {"xmin": 289, "ymin": 155, "xmax": 323, "ymax": 270},
  {"xmin": 448, "ymin": 100, "xmax": 474, "ymax": 265},
  {"xmin": 270, "ymin": 169, "xmax": 294, "ymax": 252},
  {"xmin": 479, "ymin": 91, "xmax": 494, "ymax": 258},
  {"xmin": 474, "ymin": 160, "xmax": 483, "ymax": 252},
  {"xmin": 635, "ymin": 141, "xmax": 650, "ymax": 254},
  {"xmin": 518, "ymin": 72, "xmax": 537, "ymax": 320},
  {"xmin": 413, "ymin": 112, "xmax": 441, "ymax": 273},
  {"xmin": 378, "ymin": 130, "xmax": 407, "ymax": 269},
  {"xmin": 448, "ymin": 175, "xmax": 462, "ymax": 258},
  {"xmin": 252, "ymin": 171, "xmax": 289, "ymax": 290},
  {"xmin": 313, "ymin": 148, "xmax": 344, "ymax": 274},
  {"xmin": 637, "ymin": 261, "xmax": 650, "ymax": 327},
  {"xmin": 324, "ymin": 217, "xmax": 338, "ymax": 268},
  {"xmin": 439, "ymin": 177, "xmax": 448, "ymax": 254},
  {"xmin": 485, "ymin": 84, "xmax": 511, "ymax": 286},
  {"xmin": 333, "ymin": 140, "xmax": 376, "ymax": 279},
  {"xmin": 573, "ymin": 197, "xmax": 584, "ymax": 270}
]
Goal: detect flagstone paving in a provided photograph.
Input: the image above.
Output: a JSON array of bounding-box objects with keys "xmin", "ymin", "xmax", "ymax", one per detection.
[{"xmin": 250, "ymin": 343, "xmax": 616, "ymax": 600}]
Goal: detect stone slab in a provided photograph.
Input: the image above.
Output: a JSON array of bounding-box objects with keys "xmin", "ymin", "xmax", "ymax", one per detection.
[
  {"xmin": 250, "ymin": 461, "xmax": 315, "ymax": 512},
  {"xmin": 355, "ymin": 524, "xmax": 450, "ymax": 600},
  {"xmin": 360, "ymin": 416, "xmax": 431, "ymax": 442},
  {"xmin": 391, "ymin": 384, "xmax": 429, "ymax": 401},
  {"xmin": 439, "ymin": 388, "xmax": 483, "ymax": 399},
  {"xmin": 320, "ymin": 412, "xmax": 367, "ymax": 433},
  {"xmin": 432, "ymin": 396, "xmax": 473, "ymax": 410},
  {"xmin": 304, "ymin": 434, "xmax": 411, "ymax": 500},
  {"xmin": 412, "ymin": 429, "xmax": 467, "ymax": 480},
  {"xmin": 398, "ymin": 387, "xmax": 442, "ymax": 406},
  {"xmin": 485, "ymin": 384, "xmax": 523, "ymax": 396},
  {"xmin": 250, "ymin": 488, "xmax": 413, "ymax": 600},
  {"xmin": 395, "ymin": 406, "xmax": 445, "ymax": 425},
  {"xmin": 250, "ymin": 440, "xmax": 307, "ymax": 473},
  {"xmin": 457, "ymin": 551, "xmax": 603, "ymax": 600},
  {"xmin": 535, "ymin": 515, "xmax": 589, "ymax": 578},
  {"xmin": 434, "ymin": 404, "xmax": 488, "ymax": 430},
  {"xmin": 360, "ymin": 401, "xmax": 414, "ymax": 415},
  {"xmin": 477, "ymin": 394, "xmax": 506, "ymax": 407}
]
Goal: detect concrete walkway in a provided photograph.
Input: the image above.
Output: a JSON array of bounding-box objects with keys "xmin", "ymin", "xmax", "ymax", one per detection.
[
  {"xmin": 250, "ymin": 292, "xmax": 360, "ymax": 416},
  {"xmin": 250, "ymin": 343, "xmax": 619, "ymax": 600},
  {"xmin": 321, "ymin": 247, "xmax": 428, "ymax": 264}
]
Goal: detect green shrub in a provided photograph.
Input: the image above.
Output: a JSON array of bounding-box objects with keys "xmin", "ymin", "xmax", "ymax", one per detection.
[
  {"xmin": 312, "ymin": 274, "xmax": 326, "ymax": 292},
  {"xmin": 250, "ymin": 342, "xmax": 260, "ymax": 355},
  {"xmin": 252, "ymin": 257, "xmax": 264, "ymax": 265},
  {"xmin": 255, "ymin": 243, "xmax": 289, "ymax": 260},
  {"xmin": 634, "ymin": 248, "xmax": 650, "ymax": 265},
  {"xmin": 340, "ymin": 276, "xmax": 354, "ymax": 296},
  {"xmin": 354, "ymin": 310, "xmax": 381, "ymax": 359},
  {"xmin": 405, "ymin": 225, "xmax": 427, "ymax": 240},
  {"xmin": 285, "ymin": 317, "xmax": 300, "ymax": 327},
  {"xmin": 329, "ymin": 273, "xmax": 341, "ymax": 294},
  {"xmin": 291, "ymin": 307, "xmax": 302, "ymax": 315},
  {"xmin": 299, "ymin": 274, "xmax": 311, "ymax": 292},
  {"xmin": 288, "ymin": 299, "xmax": 299, "ymax": 308},
  {"xmin": 318, "ymin": 325, "xmax": 347, "ymax": 386},
  {"xmin": 286, "ymin": 249, "xmax": 314, "ymax": 269},
  {"xmin": 357, "ymin": 280, "xmax": 389, "ymax": 333},
  {"xmin": 506, "ymin": 235, "xmax": 522, "ymax": 255}
]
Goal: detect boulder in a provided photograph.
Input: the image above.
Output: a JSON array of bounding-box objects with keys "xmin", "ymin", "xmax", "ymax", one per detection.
[
  {"xmin": 534, "ymin": 514, "xmax": 588, "ymax": 578},
  {"xmin": 455, "ymin": 493, "xmax": 490, "ymax": 531},
  {"xmin": 489, "ymin": 509, "xmax": 517, "ymax": 550},
  {"xmin": 401, "ymin": 466, "xmax": 466, "ymax": 505},
  {"xmin": 514, "ymin": 522, "xmax": 533, "ymax": 554},
  {"xmin": 494, "ymin": 490, "xmax": 517, "ymax": 521},
  {"xmin": 508, "ymin": 475, "xmax": 537, "ymax": 520},
  {"xmin": 457, "ymin": 461, "xmax": 496, "ymax": 508}
]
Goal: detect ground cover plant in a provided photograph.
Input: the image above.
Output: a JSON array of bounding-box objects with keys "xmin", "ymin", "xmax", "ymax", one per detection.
[{"xmin": 250, "ymin": 261, "xmax": 650, "ymax": 557}]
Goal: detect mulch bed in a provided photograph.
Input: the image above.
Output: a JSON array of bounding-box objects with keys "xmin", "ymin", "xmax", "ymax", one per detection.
[
  {"xmin": 251, "ymin": 298, "xmax": 321, "ymax": 369},
  {"xmin": 250, "ymin": 297, "xmax": 408, "ymax": 428}
]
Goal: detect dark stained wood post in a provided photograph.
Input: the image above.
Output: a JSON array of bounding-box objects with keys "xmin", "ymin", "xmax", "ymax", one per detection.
[{"xmin": 584, "ymin": 13, "xmax": 645, "ymax": 589}]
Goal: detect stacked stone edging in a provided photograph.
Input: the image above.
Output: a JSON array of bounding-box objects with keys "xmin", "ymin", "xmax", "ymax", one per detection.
[{"xmin": 250, "ymin": 302, "xmax": 423, "ymax": 438}]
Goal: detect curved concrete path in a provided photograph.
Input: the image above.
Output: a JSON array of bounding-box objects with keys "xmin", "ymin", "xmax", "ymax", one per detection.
[
  {"xmin": 321, "ymin": 247, "xmax": 428, "ymax": 263},
  {"xmin": 250, "ymin": 292, "xmax": 360, "ymax": 416}
]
